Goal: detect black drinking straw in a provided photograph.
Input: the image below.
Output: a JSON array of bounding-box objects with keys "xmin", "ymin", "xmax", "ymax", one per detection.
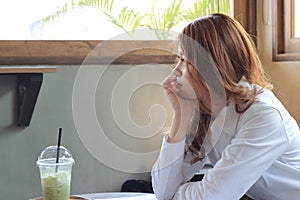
[{"xmin": 55, "ymin": 128, "xmax": 62, "ymax": 172}]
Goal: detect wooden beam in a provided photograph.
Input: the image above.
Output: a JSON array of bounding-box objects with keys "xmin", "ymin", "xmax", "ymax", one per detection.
[{"xmin": 0, "ymin": 40, "xmax": 177, "ymax": 65}]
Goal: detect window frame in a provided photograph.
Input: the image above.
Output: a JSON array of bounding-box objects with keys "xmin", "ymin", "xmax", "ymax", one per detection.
[
  {"xmin": 0, "ymin": 0, "xmax": 256, "ymax": 66},
  {"xmin": 273, "ymin": 0, "xmax": 300, "ymax": 61}
]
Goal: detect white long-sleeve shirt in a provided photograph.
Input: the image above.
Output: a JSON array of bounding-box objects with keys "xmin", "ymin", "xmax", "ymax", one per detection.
[{"xmin": 151, "ymin": 85, "xmax": 300, "ymax": 200}]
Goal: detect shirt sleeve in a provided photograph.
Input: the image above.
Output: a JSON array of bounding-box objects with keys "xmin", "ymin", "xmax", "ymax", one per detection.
[
  {"xmin": 172, "ymin": 106, "xmax": 289, "ymax": 200},
  {"xmin": 151, "ymin": 134, "xmax": 207, "ymax": 200}
]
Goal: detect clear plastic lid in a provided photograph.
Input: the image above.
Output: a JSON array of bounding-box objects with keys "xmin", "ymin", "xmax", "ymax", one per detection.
[{"xmin": 36, "ymin": 145, "xmax": 74, "ymax": 166}]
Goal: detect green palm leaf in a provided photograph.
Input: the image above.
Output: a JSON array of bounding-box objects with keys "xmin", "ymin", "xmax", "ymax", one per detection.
[
  {"xmin": 111, "ymin": 7, "xmax": 144, "ymax": 37},
  {"xmin": 146, "ymin": 0, "xmax": 183, "ymax": 39},
  {"xmin": 182, "ymin": 0, "xmax": 231, "ymax": 22}
]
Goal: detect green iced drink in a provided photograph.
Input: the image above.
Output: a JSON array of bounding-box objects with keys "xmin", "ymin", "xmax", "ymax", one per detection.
[
  {"xmin": 41, "ymin": 172, "xmax": 70, "ymax": 200},
  {"xmin": 37, "ymin": 146, "xmax": 74, "ymax": 200}
]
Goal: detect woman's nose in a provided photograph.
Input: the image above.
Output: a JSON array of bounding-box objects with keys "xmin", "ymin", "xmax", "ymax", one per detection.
[{"xmin": 172, "ymin": 64, "xmax": 182, "ymax": 77}]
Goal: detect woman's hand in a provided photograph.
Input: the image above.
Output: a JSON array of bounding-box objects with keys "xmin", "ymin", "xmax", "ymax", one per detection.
[
  {"xmin": 162, "ymin": 75, "xmax": 181, "ymax": 112},
  {"xmin": 162, "ymin": 75, "xmax": 198, "ymax": 143},
  {"xmin": 162, "ymin": 75, "xmax": 198, "ymax": 114}
]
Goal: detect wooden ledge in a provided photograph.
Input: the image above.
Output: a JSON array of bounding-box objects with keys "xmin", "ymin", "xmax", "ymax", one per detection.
[{"xmin": 0, "ymin": 66, "xmax": 56, "ymax": 74}]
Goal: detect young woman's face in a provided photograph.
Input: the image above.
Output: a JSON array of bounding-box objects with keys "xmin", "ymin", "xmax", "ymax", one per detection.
[
  {"xmin": 172, "ymin": 48, "xmax": 211, "ymax": 105},
  {"xmin": 171, "ymin": 50, "xmax": 198, "ymax": 100}
]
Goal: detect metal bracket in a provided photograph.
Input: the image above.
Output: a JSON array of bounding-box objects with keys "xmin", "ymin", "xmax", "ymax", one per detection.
[{"xmin": 17, "ymin": 73, "xmax": 43, "ymax": 126}]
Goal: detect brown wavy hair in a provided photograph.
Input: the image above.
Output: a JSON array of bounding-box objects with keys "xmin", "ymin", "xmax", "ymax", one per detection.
[{"xmin": 178, "ymin": 13, "xmax": 272, "ymax": 163}]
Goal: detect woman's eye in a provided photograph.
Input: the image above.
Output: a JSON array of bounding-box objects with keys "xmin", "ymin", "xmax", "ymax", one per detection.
[{"xmin": 177, "ymin": 56, "xmax": 185, "ymax": 62}]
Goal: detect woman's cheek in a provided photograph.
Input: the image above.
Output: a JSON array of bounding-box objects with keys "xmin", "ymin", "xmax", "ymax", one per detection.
[{"xmin": 180, "ymin": 79, "xmax": 197, "ymax": 100}]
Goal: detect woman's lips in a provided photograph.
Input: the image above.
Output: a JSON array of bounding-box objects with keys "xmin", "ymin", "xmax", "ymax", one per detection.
[{"xmin": 172, "ymin": 81, "xmax": 182, "ymax": 89}]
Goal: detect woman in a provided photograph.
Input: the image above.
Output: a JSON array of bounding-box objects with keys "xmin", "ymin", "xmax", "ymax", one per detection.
[{"xmin": 151, "ymin": 13, "xmax": 300, "ymax": 200}]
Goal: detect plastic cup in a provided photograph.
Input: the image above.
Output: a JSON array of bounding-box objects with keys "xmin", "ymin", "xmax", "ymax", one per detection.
[{"xmin": 36, "ymin": 145, "xmax": 75, "ymax": 200}]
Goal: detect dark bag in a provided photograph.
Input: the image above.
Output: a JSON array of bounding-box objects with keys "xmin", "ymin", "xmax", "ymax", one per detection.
[{"xmin": 120, "ymin": 179, "xmax": 154, "ymax": 193}]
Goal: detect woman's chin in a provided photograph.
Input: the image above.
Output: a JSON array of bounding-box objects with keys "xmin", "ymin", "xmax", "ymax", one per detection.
[{"xmin": 179, "ymin": 93, "xmax": 197, "ymax": 101}]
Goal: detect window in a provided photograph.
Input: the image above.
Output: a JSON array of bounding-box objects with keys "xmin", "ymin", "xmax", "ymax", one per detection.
[
  {"xmin": 0, "ymin": 0, "xmax": 232, "ymax": 40},
  {"xmin": 0, "ymin": 0, "xmax": 255, "ymax": 65},
  {"xmin": 294, "ymin": 0, "xmax": 300, "ymax": 38},
  {"xmin": 273, "ymin": 0, "xmax": 300, "ymax": 61}
]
